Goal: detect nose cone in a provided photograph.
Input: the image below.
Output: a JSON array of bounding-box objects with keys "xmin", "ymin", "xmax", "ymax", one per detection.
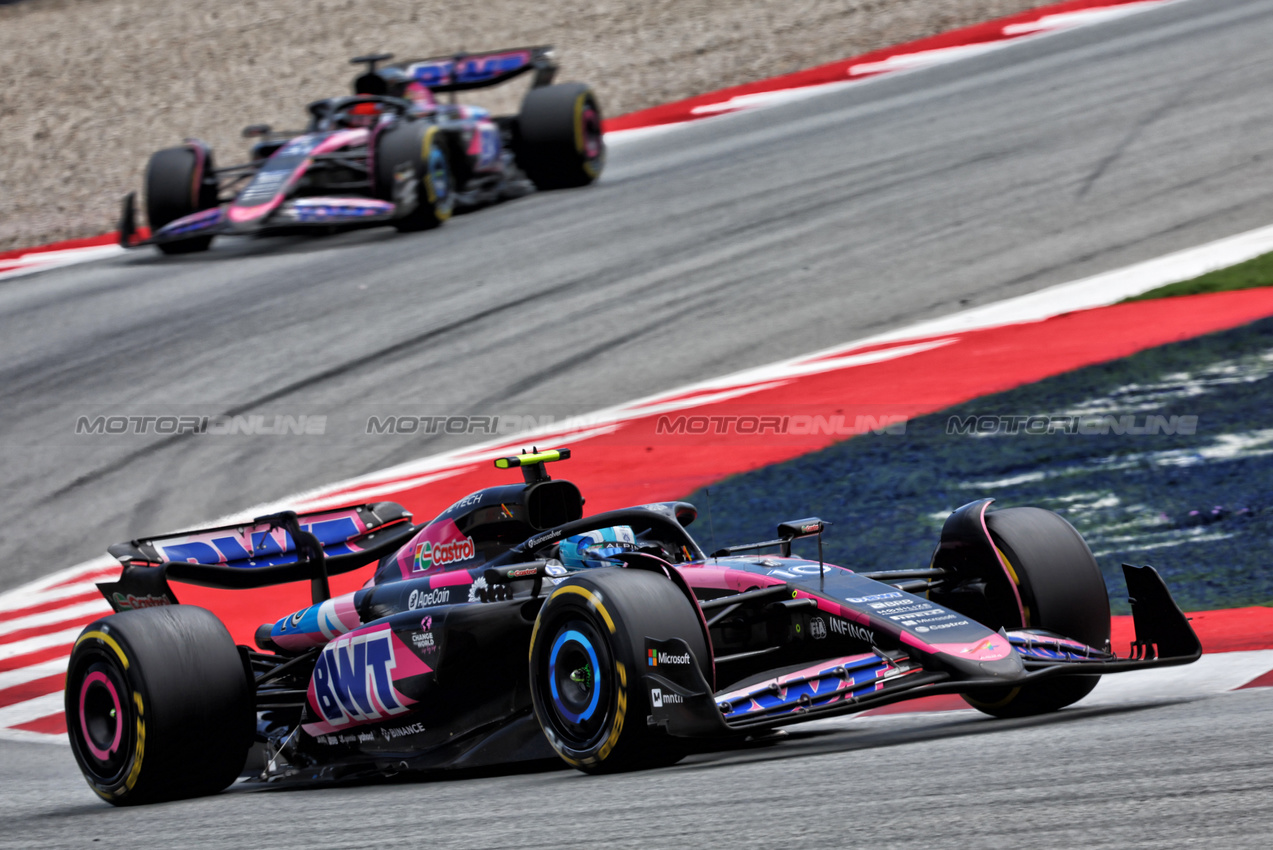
[{"xmin": 932, "ymin": 634, "xmax": 1027, "ymax": 681}]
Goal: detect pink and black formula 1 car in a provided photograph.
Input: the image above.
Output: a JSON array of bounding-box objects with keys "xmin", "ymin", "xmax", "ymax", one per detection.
[
  {"xmin": 118, "ymin": 47, "xmax": 603, "ymax": 255},
  {"xmin": 66, "ymin": 449, "xmax": 1201, "ymax": 804}
]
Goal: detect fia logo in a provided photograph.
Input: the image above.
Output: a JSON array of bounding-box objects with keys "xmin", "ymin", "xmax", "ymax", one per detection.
[{"xmin": 810, "ymin": 617, "xmax": 827, "ymax": 640}]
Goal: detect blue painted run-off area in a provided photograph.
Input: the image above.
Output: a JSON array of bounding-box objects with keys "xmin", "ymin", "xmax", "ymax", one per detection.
[{"xmin": 687, "ymin": 315, "xmax": 1273, "ymax": 613}]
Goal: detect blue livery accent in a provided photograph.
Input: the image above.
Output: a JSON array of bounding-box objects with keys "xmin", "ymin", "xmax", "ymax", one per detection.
[
  {"xmin": 548, "ymin": 629, "xmax": 601, "ymax": 723},
  {"xmin": 407, "ymin": 50, "xmax": 533, "ymax": 89}
]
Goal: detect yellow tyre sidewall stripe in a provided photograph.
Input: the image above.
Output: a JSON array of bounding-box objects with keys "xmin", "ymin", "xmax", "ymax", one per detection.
[
  {"xmin": 420, "ymin": 126, "xmax": 452, "ymax": 220},
  {"xmin": 75, "ymin": 629, "xmax": 146, "ymax": 798},
  {"xmin": 533, "ymin": 583, "xmax": 626, "ymax": 764}
]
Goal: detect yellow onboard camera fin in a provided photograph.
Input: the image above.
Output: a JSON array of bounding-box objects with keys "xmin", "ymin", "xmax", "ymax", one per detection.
[{"xmin": 494, "ymin": 447, "xmax": 571, "ymax": 483}]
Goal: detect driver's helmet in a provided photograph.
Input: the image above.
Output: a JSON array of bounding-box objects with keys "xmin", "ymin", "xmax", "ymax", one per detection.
[
  {"xmin": 340, "ymin": 101, "xmax": 384, "ymax": 128},
  {"xmin": 557, "ymin": 526, "xmax": 638, "ymax": 570},
  {"xmin": 404, "ymin": 82, "xmax": 438, "ymax": 115}
]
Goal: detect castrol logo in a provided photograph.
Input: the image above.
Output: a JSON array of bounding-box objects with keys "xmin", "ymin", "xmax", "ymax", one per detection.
[{"xmin": 413, "ymin": 536, "xmax": 476, "ymax": 572}]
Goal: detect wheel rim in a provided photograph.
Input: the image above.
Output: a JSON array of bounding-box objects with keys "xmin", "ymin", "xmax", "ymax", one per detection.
[
  {"xmin": 70, "ymin": 657, "xmax": 134, "ymax": 784},
  {"xmin": 580, "ymin": 106, "xmax": 602, "ymax": 162},
  {"xmin": 426, "ymin": 144, "xmax": 451, "ymax": 210},
  {"xmin": 541, "ymin": 618, "xmax": 611, "ymax": 749}
]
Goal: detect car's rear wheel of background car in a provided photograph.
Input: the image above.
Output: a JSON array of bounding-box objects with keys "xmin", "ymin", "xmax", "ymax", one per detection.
[
  {"xmin": 529, "ymin": 568, "xmax": 706, "ymax": 773},
  {"xmin": 515, "ymin": 83, "xmax": 604, "ymax": 190},
  {"xmin": 959, "ymin": 507, "xmax": 1111, "ymax": 718},
  {"xmin": 65, "ymin": 605, "xmax": 254, "ymax": 806},
  {"xmin": 376, "ymin": 123, "xmax": 453, "ymax": 232},
  {"xmin": 145, "ymin": 145, "xmax": 218, "ymax": 254}
]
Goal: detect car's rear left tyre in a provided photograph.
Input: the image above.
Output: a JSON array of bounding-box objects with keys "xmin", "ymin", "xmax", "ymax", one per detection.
[
  {"xmin": 145, "ymin": 144, "xmax": 218, "ymax": 254},
  {"xmin": 376, "ymin": 123, "xmax": 453, "ymax": 232},
  {"xmin": 65, "ymin": 605, "xmax": 254, "ymax": 806},
  {"xmin": 952, "ymin": 507, "xmax": 1111, "ymax": 718},
  {"xmin": 515, "ymin": 83, "xmax": 604, "ymax": 190},
  {"xmin": 529, "ymin": 568, "xmax": 705, "ymax": 773}
]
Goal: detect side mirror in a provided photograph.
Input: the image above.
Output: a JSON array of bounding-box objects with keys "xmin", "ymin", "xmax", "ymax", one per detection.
[{"xmin": 242, "ymin": 124, "xmax": 272, "ymax": 138}]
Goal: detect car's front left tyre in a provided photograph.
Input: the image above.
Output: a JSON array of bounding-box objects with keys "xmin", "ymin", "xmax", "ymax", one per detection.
[
  {"xmin": 945, "ymin": 507, "xmax": 1112, "ymax": 718},
  {"xmin": 145, "ymin": 144, "xmax": 218, "ymax": 254},
  {"xmin": 529, "ymin": 568, "xmax": 706, "ymax": 773},
  {"xmin": 65, "ymin": 605, "xmax": 254, "ymax": 805},
  {"xmin": 376, "ymin": 123, "xmax": 454, "ymax": 232}
]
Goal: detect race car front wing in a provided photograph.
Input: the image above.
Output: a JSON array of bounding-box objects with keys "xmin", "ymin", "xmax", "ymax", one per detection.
[{"xmin": 645, "ymin": 563, "xmax": 1202, "ymax": 737}]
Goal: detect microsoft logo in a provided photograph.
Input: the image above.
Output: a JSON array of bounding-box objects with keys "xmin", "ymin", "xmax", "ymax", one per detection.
[{"xmin": 646, "ymin": 647, "xmax": 692, "ymax": 666}]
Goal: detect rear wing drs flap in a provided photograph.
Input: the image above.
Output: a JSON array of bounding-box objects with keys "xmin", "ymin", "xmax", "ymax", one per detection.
[
  {"xmin": 358, "ymin": 45, "xmax": 558, "ymax": 95},
  {"xmin": 99, "ymin": 502, "xmax": 416, "ymax": 613}
]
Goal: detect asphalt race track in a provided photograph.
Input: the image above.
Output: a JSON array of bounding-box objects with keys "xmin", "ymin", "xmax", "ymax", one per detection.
[
  {"xmin": 4, "ymin": 0, "xmax": 1273, "ymax": 843},
  {"xmin": 4, "ymin": 691, "xmax": 1272, "ymax": 849}
]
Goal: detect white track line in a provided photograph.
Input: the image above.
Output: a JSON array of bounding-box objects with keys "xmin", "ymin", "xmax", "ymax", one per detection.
[
  {"xmin": 0, "ymin": 658, "xmax": 70, "ymax": 692},
  {"xmin": 0, "ymin": 600, "xmax": 111, "ymax": 637},
  {"xmin": 805, "ymin": 650, "xmax": 1273, "ymax": 731},
  {"xmin": 608, "ymin": 1, "xmax": 1180, "ymax": 141},
  {"xmin": 1086, "ymin": 649, "xmax": 1273, "ymax": 703},
  {"xmin": 8, "ymin": 219, "xmax": 1273, "ymax": 601},
  {"xmin": 0, "ymin": 727, "xmax": 66, "ymax": 745},
  {"xmin": 0, "ymin": 627, "xmax": 84, "ymax": 661},
  {"xmin": 0, "ymin": 693, "xmax": 65, "ymax": 731},
  {"xmin": 0, "ymin": 245, "xmax": 125, "ymax": 283}
]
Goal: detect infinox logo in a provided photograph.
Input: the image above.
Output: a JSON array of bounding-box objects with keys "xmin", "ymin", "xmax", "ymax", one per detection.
[
  {"xmin": 112, "ymin": 592, "xmax": 170, "ymax": 610},
  {"xmin": 829, "ymin": 618, "xmax": 876, "ymax": 644},
  {"xmin": 311, "ymin": 630, "xmax": 411, "ymax": 727},
  {"xmin": 413, "ymin": 535, "xmax": 475, "ymax": 572}
]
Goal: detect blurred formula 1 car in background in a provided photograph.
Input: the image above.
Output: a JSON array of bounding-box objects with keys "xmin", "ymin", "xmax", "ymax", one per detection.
[
  {"xmin": 66, "ymin": 449, "xmax": 1201, "ymax": 804},
  {"xmin": 119, "ymin": 47, "xmax": 604, "ymax": 254}
]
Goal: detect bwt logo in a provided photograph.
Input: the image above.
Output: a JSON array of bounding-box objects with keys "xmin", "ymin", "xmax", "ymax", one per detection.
[
  {"xmin": 311, "ymin": 631, "xmax": 410, "ymax": 727},
  {"xmin": 647, "ymin": 649, "xmax": 692, "ymax": 666},
  {"xmin": 412, "ymin": 536, "xmax": 475, "ymax": 572}
]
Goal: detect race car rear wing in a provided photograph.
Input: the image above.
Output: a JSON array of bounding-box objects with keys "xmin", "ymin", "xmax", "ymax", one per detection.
[
  {"xmin": 355, "ymin": 46, "xmax": 558, "ymax": 96},
  {"xmin": 99, "ymin": 502, "xmax": 416, "ymax": 612}
]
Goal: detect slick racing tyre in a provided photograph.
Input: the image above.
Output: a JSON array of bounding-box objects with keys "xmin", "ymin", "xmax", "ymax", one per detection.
[
  {"xmin": 65, "ymin": 605, "xmax": 254, "ymax": 805},
  {"xmin": 529, "ymin": 568, "xmax": 705, "ymax": 773},
  {"xmin": 145, "ymin": 144, "xmax": 218, "ymax": 254},
  {"xmin": 376, "ymin": 123, "xmax": 453, "ymax": 232},
  {"xmin": 515, "ymin": 83, "xmax": 604, "ymax": 190},
  {"xmin": 958, "ymin": 507, "xmax": 1111, "ymax": 718}
]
